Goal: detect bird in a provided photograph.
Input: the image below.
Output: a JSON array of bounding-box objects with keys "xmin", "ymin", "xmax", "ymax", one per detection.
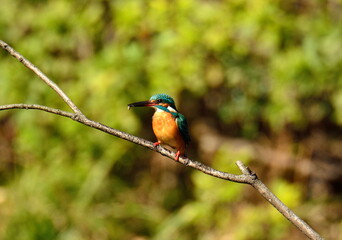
[{"xmin": 128, "ymin": 94, "xmax": 190, "ymax": 161}]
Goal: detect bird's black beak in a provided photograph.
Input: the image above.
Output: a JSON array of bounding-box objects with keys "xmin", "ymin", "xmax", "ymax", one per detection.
[{"xmin": 127, "ymin": 100, "xmax": 157, "ymax": 110}]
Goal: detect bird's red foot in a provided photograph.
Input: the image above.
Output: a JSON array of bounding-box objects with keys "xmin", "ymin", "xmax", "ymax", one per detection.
[
  {"xmin": 153, "ymin": 142, "xmax": 161, "ymax": 147},
  {"xmin": 175, "ymin": 151, "xmax": 181, "ymax": 161}
]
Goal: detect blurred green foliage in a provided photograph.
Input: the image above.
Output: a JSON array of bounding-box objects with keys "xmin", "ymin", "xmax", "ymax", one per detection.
[{"xmin": 0, "ymin": 0, "xmax": 341, "ymax": 239}]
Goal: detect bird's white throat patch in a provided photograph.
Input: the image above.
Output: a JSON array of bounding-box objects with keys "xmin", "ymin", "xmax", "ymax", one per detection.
[
  {"xmin": 167, "ymin": 106, "xmax": 177, "ymax": 112},
  {"xmin": 154, "ymin": 106, "xmax": 177, "ymax": 113}
]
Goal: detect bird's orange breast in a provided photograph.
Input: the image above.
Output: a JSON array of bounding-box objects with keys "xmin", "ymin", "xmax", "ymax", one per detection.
[{"xmin": 152, "ymin": 111, "xmax": 185, "ymax": 154}]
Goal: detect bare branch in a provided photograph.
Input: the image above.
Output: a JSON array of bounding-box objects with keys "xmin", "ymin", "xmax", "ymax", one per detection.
[
  {"xmin": 0, "ymin": 104, "xmax": 75, "ymax": 118},
  {"xmin": 251, "ymin": 180, "xmax": 323, "ymax": 240},
  {"xmin": 0, "ymin": 103, "xmax": 253, "ymax": 183},
  {"xmin": 0, "ymin": 40, "xmax": 324, "ymax": 240},
  {"xmin": 0, "ymin": 40, "xmax": 83, "ymax": 116}
]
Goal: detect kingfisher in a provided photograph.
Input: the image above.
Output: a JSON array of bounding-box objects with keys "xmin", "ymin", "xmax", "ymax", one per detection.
[{"xmin": 128, "ymin": 94, "xmax": 191, "ymax": 161}]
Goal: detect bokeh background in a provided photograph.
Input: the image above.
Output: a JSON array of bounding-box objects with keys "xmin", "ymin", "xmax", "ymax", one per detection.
[{"xmin": 0, "ymin": 0, "xmax": 341, "ymax": 239}]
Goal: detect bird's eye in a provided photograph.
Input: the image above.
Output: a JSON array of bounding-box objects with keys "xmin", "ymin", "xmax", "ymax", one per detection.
[{"xmin": 156, "ymin": 99, "xmax": 162, "ymax": 103}]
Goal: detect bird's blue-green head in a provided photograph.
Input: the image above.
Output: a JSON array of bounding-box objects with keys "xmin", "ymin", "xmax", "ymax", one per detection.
[{"xmin": 128, "ymin": 93, "xmax": 178, "ymax": 112}]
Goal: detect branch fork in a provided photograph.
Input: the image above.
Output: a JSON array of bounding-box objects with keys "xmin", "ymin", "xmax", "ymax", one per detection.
[{"xmin": 0, "ymin": 40, "xmax": 324, "ymax": 240}]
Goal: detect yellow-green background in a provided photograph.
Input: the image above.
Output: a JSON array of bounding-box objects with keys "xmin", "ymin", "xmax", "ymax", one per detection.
[{"xmin": 0, "ymin": 0, "xmax": 341, "ymax": 239}]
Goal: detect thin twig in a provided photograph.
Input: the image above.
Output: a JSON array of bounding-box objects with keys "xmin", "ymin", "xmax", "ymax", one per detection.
[
  {"xmin": 0, "ymin": 40, "xmax": 84, "ymax": 116},
  {"xmin": 0, "ymin": 104, "xmax": 75, "ymax": 118},
  {"xmin": 0, "ymin": 40, "xmax": 324, "ymax": 240}
]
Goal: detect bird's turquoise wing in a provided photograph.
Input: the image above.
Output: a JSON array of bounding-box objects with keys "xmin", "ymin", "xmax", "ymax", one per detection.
[{"xmin": 174, "ymin": 112, "xmax": 191, "ymax": 144}]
